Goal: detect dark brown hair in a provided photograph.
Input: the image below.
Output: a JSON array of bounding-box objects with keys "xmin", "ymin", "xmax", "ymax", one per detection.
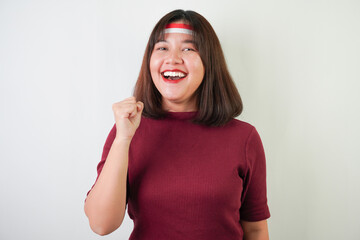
[{"xmin": 133, "ymin": 9, "xmax": 242, "ymax": 126}]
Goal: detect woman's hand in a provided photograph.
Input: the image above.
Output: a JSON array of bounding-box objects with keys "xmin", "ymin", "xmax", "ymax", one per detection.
[{"xmin": 112, "ymin": 97, "xmax": 144, "ymax": 141}]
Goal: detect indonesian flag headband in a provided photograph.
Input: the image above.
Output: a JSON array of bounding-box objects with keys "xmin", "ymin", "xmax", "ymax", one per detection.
[{"xmin": 164, "ymin": 23, "xmax": 194, "ymax": 35}]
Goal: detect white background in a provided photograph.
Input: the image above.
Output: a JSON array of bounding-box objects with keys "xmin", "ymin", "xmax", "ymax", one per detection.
[{"xmin": 1, "ymin": 0, "xmax": 359, "ymax": 239}]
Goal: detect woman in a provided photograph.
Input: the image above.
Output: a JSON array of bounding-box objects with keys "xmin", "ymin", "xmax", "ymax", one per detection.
[{"xmin": 85, "ymin": 9, "xmax": 270, "ymax": 240}]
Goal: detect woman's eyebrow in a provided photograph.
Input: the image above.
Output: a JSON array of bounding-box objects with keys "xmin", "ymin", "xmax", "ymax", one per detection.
[{"xmin": 182, "ymin": 39, "xmax": 195, "ymax": 44}]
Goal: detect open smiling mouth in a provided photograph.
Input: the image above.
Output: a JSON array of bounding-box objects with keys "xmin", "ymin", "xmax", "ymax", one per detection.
[{"xmin": 161, "ymin": 70, "xmax": 188, "ymax": 83}]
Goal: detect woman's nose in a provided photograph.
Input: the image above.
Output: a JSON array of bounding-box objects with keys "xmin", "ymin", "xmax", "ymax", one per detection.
[{"xmin": 165, "ymin": 50, "xmax": 183, "ymax": 64}]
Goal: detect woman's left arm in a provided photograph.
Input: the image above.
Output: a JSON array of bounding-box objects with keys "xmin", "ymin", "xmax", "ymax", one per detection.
[{"xmin": 241, "ymin": 220, "xmax": 269, "ymax": 240}]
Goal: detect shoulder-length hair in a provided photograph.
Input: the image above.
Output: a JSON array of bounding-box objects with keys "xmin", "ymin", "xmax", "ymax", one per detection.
[{"xmin": 133, "ymin": 9, "xmax": 243, "ymax": 126}]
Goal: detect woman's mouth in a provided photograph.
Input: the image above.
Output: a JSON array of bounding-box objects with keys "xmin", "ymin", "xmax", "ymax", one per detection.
[{"xmin": 161, "ymin": 70, "xmax": 187, "ymax": 83}]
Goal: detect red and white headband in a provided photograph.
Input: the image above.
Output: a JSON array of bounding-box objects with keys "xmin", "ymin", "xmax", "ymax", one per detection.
[{"xmin": 164, "ymin": 23, "xmax": 194, "ymax": 35}]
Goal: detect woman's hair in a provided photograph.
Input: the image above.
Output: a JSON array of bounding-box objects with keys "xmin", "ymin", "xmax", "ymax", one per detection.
[{"xmin": 133, "ymin": 9, "xmax": 243, "ymax": 126}]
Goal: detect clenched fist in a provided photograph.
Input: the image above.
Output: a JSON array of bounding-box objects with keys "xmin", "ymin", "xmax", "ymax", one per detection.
[{"xmin": 112, "ymin": 97, "xmax": 144, "ymax": 141}]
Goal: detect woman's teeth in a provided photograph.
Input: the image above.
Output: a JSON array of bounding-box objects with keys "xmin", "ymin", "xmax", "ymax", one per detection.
[{"xmin": 163, "ymin": 71, "xmax": 186, "ymax": 80}]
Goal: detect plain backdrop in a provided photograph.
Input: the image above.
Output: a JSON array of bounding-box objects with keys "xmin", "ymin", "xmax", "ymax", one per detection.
[{"xmin": 1, "ymin": 0, "xmax": 359, "ymax": 239}]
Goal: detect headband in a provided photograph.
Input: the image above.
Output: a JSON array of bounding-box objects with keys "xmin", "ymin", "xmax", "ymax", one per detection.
[{"xmin": 164, "ymin": 23, "xmax": 194, "ymax": 35}]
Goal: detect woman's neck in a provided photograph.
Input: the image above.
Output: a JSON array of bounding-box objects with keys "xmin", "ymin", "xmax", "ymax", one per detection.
[{"xmin": 162, "ymin": 98, "xmax": 197, "ymax": 112}]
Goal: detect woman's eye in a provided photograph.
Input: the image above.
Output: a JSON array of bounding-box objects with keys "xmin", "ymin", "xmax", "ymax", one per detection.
[
  {"xmin": 183, "ymin": 48, "xmax": 194, "ymax": 52},
  {"xmin": 157, "ymin": 47, "xmax": 167, "ymax": 51}
]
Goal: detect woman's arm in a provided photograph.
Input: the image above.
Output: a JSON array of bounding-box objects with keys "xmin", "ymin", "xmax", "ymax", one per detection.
[
  {"xmin": 84, "ymin": 139, "xmax": 131, "ymax": 235},
  {"xmin": 241, "ymin": 220, "xmax": 269, "ymax": 240},
  {"xmin": 84, "ymin": 97, "xmax": 143, "ymax": 236}
]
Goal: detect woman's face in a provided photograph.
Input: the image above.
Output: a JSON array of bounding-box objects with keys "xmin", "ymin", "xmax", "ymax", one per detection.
[{"xmin": 150, "ymin": 23, "xmax": 205, "ymax": 112}]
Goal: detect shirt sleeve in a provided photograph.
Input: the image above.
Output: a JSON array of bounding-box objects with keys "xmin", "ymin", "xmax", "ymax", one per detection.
[
  {"xmin": 86, "ymin": 124, "xmax": 129, "ymax": 205},
  {"xmin": 240, "ymin": 126, "xmax": 270, "ymax": 221}
]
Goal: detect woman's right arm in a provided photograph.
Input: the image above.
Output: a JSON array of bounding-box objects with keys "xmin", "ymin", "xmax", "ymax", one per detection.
[{"xmin": 84, "ymin": 97, "xmax": 143, "ymax": 236}]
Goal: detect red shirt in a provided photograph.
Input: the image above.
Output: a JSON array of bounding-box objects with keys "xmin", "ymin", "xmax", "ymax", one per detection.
[{"xmin": 90, "ymin": 112, "xmax": 270, "ymax": 239}]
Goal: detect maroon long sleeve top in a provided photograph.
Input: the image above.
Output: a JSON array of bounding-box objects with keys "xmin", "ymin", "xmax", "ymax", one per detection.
[{"xmin": 90, "ymin": 112, "xmax": 270, "ymax": 239}]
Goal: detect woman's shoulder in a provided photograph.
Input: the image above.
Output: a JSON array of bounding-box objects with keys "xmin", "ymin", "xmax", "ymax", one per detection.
[
  {"xmin": 222, "ymin": 119, "xmax": 265, "ymax": 151},
  {"xmin": 226, "ymin": 118, "xmax": 255, "ymax": 131}
]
